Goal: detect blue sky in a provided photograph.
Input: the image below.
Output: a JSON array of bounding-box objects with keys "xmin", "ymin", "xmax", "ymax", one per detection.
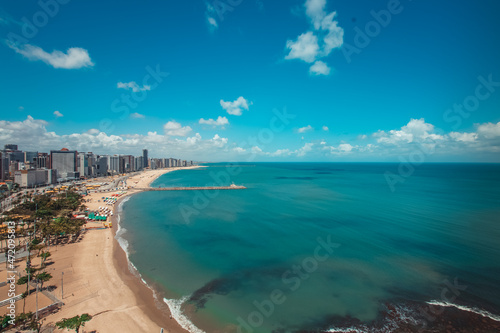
[{"xmin": 1, "ymin": 0, "xmax": 499, "ymax": 161}]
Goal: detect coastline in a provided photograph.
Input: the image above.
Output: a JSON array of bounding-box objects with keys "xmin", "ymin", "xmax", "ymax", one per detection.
[{"xmin": 44, "ymin": 166, "xmax": 204, "ymax": 332}]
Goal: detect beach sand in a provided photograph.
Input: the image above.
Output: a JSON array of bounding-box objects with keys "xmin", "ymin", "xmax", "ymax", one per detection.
[{"xmin": 1, "ymin": 166, "xmax": 203, "ymax": 332}]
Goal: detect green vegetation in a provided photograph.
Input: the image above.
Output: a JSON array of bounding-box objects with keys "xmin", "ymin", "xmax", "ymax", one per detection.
[
  {"xmin": 56, "ymin": 314, "xmax": 92, "ymax": 333},
  {"xmin": 0, "ymin": 190, "xmax": 91, "ymax": 331}
]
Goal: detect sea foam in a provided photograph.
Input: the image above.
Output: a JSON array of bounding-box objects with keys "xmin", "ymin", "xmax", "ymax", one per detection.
[
  {"xmin": 426, "ymin": 300, "xmax": 500, "ymax": 322},
  {"xmin": 163, "ymin": 296, "xmax": 206, "ymax": 333}
]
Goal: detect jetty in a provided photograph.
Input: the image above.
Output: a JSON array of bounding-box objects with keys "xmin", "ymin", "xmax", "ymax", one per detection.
[{"xmin": 136, "ymin": 185, "xmax": 246, "ymax": 191}]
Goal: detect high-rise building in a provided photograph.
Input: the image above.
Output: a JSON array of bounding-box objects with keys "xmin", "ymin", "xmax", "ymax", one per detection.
[
  {"xmin": 135, "ymin": 156, "xmax": 144, "ymax": 171},
  {"xmin": 109, "ymin": 155, "xmax": 120, "ymax": 175},
  {"xmin": 143, "ymin": 149, "xmax": 148, "ymax": 168},
  {"xmin": 95, "ymin": 155, "xmax": 109, "ymax": 176},
  {"xmin": 14, "ymin": 169, "xmax": 57, "ymax": 187},
  {"xmin": 0, "ymin": 152, "xmax": 9, "ymax": 181},
  {"xmin": 4, "ymin": 144, "xmax": 18, "ymax": 151},
  {"xmin": 50, "ymin": 148, "xmax": 79, "ymax": 179},
  {"xmin": 24, "ymin": 151, "xmax": 38, "ymax": 165},
  {"xmin": 36, "ymin": 153, "xmax": 49, "ymax": 169}
]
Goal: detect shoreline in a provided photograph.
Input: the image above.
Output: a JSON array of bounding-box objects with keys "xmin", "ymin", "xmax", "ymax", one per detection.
[
  {"xmin": 111, "ymin": 165, "xmax": 206, "ymax": 332},
  {"xmin": 43, "ymin": 166, "xmax": 205, "ymax": 332}
]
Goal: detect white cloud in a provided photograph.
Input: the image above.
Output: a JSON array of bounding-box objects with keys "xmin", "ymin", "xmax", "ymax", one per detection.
[
  {"xmin": 320, "ymin": 11, "xmax": 344, "ymax": 56},
  {"xmin": 220, "ymin": 97, "xmax": 251, "ymax": 116},
  {"xmin": 296, "ymin": 143, "xmax": 314, "ymax": 157},
  {"xmin": 205, "ymin": 2, "xmax": 219, "ymax": 31},
  {"xmin": 2, "ymin": 116, "xmax": 499, "ymax": 162},
  {"xmin": 322, "ymin": 126, "xmax": 329, "ymax": 131},
  {"xmin": 53, "ymin": 111, "xmax": 63, "ymax": 118},
  {"xmin": 449, "ymin": 132, "xmax": 477, "ymax": 143},
  {"xmin": 87, "ymin": 129, "xmax": 100, "ymax": 135},
  {"xmin": 208, "ymin": 17, "xmax": 218, "ymax": 29},
  {"xmin": 130, "ymin": 112, "xmax": 145, "ymax": 119},
  {"xmin": 305, "ymin": 0, "xmax": 327, "ymax": 29},
  {"xmin": 298, "ymin": 125, "xmax": 314, "ymax": 133},
  {"xmin": 18, "ymin": 106, "xmax": 24, "ymax": 111},
  {"xmin": 8, "ymin": 43, "xmax": 94, "ymax": 69},
  {"xmin": 285, "ymin": 32, "xmax": 319, "ymax": 63},
  {"xmin": 309, "ymin": 60, "xmax": 331, "ymax": 75},
  {"xmin": 338, "ymin": 143, "xmax": 353, "ymax": 152},
  {"xmin": 251, "ymin": 146, "xmax": 263, "ymax": 154},
  {"xmin": 210, "ymin": 134, "xmax": 228, "ymax": 148},
  {"xmin": 233, "ymin": 147, "xmax": 246, "ymax": 153},
  {"xmin": 163, "ymin": 121, "xmax": 192, "ymax": 137},
  {"xmin": 477, "ymin": 122, "xmax": 500, "ymax": 139},
  {"xmin": 284, "ymin": 0, "xmax": 344, "ymax": 74},
  {"xmin": 375, "ymin": 118, "xmax": 444, "ymax": 145},
  {"xmin": 117, "ymin": 82, "xmax": 151, "ymax": 93},
  {"xmin": 199, "ymin": 116, "xmax": 229, "ymax": 127},
  {"xmin": 271, "ymin": 149, "xmax": 292, "ymax": 157}
]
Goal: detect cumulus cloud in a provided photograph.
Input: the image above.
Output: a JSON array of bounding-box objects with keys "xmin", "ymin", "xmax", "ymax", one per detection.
[
  {"xmin": 285, "ymin": 32, "xmax": 319, "ymax": 63},
  {"xmin": 117, "ymin": 82, "xmax": 151, "ymax": 92},
  {"xmin": 8, "ymin": 43, "xmax": 94, "ymax": 69},
  {"xmin": 53, "ymin": 111, "xmax": 63, "ymax": 118},
  {"xmin": 298, "ymin": 125, "xmax": 314, "ymax": 133},
  {"xmin": 220, "ymin": 97, "xmax": 251, "ymax": 116},
  {"xmin": 2, "ymin": 116, "xmax": 499, "ymax": 162},
  {"xmin": 296, "ymin": 142, "xmax": 314, "ymax": 157},
  {"xmin": 477, "ymin": 122, "xmax": 500, "ymax": 139},
  {"xmin": 284, "ymin": 0, "xmax": 343, "ymax": 75},
  {"xmin": 199, "ymin": 116, "xmax": 229, "ymax": 127},
  {"xmin": 322, "ymin": 125, "xmax": 329, "ymax": 131},
  {"xmin": 309, "ymin": 60, "xmax": 331, "ymax": 75},
  {"xmin": 0, "ymin": 116, "xmax": 235, "ymax": 161},
  {"xmin": 130, "ymin": 112, "xmax": 145, "ymax": 119},
  {"xmin": 375, "ymin": 118, "xmax": 444, "ymax": 145},
  {"xmin": 163, "ymin": 121, "xmax": 192, "ymax": 136}
]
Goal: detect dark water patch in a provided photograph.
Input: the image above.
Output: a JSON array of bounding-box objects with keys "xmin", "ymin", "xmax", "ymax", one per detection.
[
  {"xmin": 188, "ymin": 264, "xmax": 296, "ymax": 310},
  {"xmin": 293, "ymin": 300, "xmax": 500, "ymax": 333},
  {"xmin": 275, "ymin": 177, "xmax": 316, "ymax": 180}
]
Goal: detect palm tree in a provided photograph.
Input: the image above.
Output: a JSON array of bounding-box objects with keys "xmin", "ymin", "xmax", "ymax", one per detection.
[
  {"xmin": 35, "ymin": 272, "xmax": 52, "ymax": 290},
  {"xmin": 56, "ymin": 314, "xmax": 92, "ymax": 333}
]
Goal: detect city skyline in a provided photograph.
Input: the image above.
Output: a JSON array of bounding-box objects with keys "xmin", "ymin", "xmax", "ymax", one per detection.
[
  {"xmin": 1, "ymin": 143, "xmax": 193, "ymax": 187},
  {"xmin": 1, "ymin": 0, "xmax": 500, "ymax": 162}
]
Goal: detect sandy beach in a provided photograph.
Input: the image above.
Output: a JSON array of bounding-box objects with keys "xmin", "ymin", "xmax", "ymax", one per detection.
[{"xmin": 1, "ymin": 166, "xmax": 203, "ymax": 332}]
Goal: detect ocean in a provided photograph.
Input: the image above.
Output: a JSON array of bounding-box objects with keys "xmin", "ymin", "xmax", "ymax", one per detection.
[{"xmin": 117, "ymin": 163, "xmax": 500, "ymax": 332}]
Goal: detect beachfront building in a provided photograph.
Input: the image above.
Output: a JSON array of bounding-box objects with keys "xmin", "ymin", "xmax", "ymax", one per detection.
[
  {"xmin": 50, "ymin": 148, "xmax": 79, "ymax": 180},
  {"xmin": 78, "ymin": 152, "xmax": 98, "ymax": 178},
  {"xmin": 95, "ymin": 155, "xmax": 109, "ymax": 176},
  {"xmin": 120, "ymin": 155, "xmax": 135, "ymax": 173},
  {"xmin": 14, "ymin": 169, "xmax": 57, "ymax": 188},
  {"xmin": 36, "ymin": 153, "xmax": 49, "ymax": 169},
  {"xmin": 143, "ymin": 149, "xmax": 148, "ymax": 168},
  {"xmin": 109, "ymin": 155, "xmax": 120, "ymax": 175},
  {"xmin": 0, "ymin": 152, "xmax": 9, "ymax": 181},
  {"xmin": 135, "ymin": 156, "xmax": 144, "ymax": 171}
]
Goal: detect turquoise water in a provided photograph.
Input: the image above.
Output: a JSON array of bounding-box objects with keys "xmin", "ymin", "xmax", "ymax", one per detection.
[{"xmin": 119, "ymin": 163, "xmax": 500, "ymax": 332}]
